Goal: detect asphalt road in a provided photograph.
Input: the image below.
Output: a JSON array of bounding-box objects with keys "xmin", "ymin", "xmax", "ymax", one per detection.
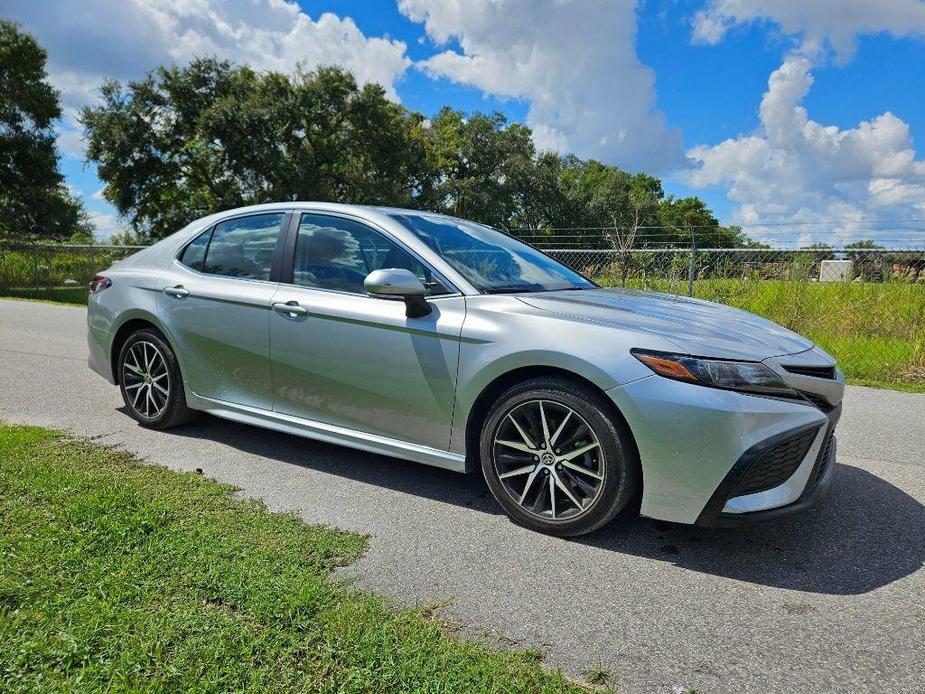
[{"xmin": 1, "ymin": 299, "xmax": 923, "ymax": 693}]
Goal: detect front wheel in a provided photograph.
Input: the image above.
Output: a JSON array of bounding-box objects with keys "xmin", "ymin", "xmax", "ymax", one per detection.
[
  {"xmin": 480, "ymin": 377, "xmax": 640, "ymax": 537},
  {"xmin": 118, "ymin": 328, "xmax": 196, "ymax": 429}
]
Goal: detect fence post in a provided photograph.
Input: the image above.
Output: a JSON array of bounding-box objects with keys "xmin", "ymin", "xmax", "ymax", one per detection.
[
  {"xmin": 31, "ymin": 244, "xmax": 39, "ymax": 298},
  {"xmin": 687, "ymin": 242, "xmax": 696, "ymax": 297}
]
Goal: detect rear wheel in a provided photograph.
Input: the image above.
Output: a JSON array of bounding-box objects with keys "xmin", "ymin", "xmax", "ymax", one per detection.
[
  {"xmin": 118, "ymin": 329, "xmax": 196, "ymax": 429},
  {"xmin": 480, "ymin": 377, "xmax": 639, "ymax": 537}
]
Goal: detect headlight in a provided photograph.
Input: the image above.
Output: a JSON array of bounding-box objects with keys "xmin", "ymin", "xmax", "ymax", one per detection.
[{"xmin": 631, "ymin": 349, "xmax": 797, "ymax": 397}]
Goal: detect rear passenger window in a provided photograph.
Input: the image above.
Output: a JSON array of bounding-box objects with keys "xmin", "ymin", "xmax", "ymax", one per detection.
[
  {"xmin": 179, "ymin": 229, "xmax": 210, "ymax": 271},
  {"xmin": 201, "ymin": 213, "xmax": 285, "ymax": 281}
]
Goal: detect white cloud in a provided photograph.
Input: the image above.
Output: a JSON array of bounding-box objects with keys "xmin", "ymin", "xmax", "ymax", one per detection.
[
  {"xmin": 692, "ymin": 0, "xmax": 925, "ymax": 59},
  {"xmin": 87, "ymin": 210, "xmax": 128, "ymax": 241},
  {"xmin": 398, "ymin": 0, "xmax": 684, "ymax": 172},
  {"xmin": 685, "ymin": 50, "xmax": 925, "ymax": 246},
  {"xmin": 4, "ymin": 0, "xmax": 412, "ymax": 154},
  {"xmin": 5, "ymin": 0, "xmax": 413, "ymax": 236}
]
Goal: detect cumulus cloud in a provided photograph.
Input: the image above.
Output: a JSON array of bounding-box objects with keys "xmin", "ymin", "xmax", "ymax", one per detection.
[
  {"xmin": 4, "ymin": 0, "xmax": 412, "ymax": 239},
  {"xmin": 685, "ymin": 50, "xmax": 925, "ymax": 245},
  {"xmin": 398, "ymin": 0, "xmax": 684, "ymax": 172},
  {"xmin": 5, "ymin": 0, "xmax": 411, "ymax": 104},
  {"xmin": 692, "ymin": 0, "xmax": 925, "ymax": 59},
  {"xmin": 87, "ymin": 210, "xmax": 129, "ymax": 241},
  {"xmin": 4, "ymin": 0, "xmax": 412, "ymax": 172}
]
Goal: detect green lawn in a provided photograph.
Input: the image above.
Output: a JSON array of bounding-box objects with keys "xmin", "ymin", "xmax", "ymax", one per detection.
[{"xmin": 0, "ymin": 425, "xmax": 589, "ymax": 693}]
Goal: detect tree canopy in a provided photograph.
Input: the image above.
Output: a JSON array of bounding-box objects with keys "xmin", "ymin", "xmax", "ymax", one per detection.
[
  {"xmin": 0, "ymin": 21, "xmax": 89, "ymax": 240},
  {"xmin": 82, "ymin": 58, "xmax": 746, "ymax": 246}
]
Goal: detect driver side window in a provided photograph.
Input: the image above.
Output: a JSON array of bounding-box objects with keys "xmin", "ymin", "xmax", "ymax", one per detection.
[{"xmin": 292, "ymin": 214, "xmax": 449, "ymax": 295}]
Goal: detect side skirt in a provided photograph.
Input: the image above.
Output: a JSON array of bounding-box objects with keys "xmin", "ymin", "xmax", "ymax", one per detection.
[{"xmin": 186, "ymin": 392, "xmax": 468, "ymax": 473}]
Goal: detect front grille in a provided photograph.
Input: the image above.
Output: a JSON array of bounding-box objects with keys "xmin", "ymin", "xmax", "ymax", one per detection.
[
  {"xmin": 783, "ymin": 364, "xmax": 836, "ymax": 380},
  {"xmin": 729, "ymin": 427, "xmax": 818, "ymax": 497}
]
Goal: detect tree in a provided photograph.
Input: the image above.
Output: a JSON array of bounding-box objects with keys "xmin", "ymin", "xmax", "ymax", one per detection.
[
  {"xmin": 801, "ymin": 242, "xmax": 835, "ymax": 260},
  {"xmin": 844, "ymin": 240, "xmax": 883, "ymax": 250},
  {"xmin": 82, "ymin": 61, "xmax": 431, "ymax": 240},
  {"xmin": 424, "ymin": 108, "xmax": 536, "ymax": 228},
  {"xmin": 656, "ymin": 196, "xmax": 745, "ymax": 248},
  {"xmin": 506, "ymin": 152, "xmax": 575, "ymax": 232},
  {"xmin": 82, "ymin": 57, "xmax": 744, "ymax": 247},
  {"xmin": 0, "ymin": 21, "xmax": 87, "ymax": 240},
  {"xmin": 845, "ymin": 239, "xmax": 885, "ymax": 280}
]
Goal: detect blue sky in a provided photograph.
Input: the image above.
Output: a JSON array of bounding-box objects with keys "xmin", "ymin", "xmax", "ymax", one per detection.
[{"xmin": 7, "ymin": 0, "xmax": 925, "ymax": 246}]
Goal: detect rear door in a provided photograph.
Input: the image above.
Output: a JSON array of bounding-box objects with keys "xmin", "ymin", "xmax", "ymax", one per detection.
[
  {"xmin": 158, "ymin": 211, "xmax": 288, "ymax": 410},
  {"xmin": 268, "ymin": 212, "xmax": 465, "ymax": 450}
]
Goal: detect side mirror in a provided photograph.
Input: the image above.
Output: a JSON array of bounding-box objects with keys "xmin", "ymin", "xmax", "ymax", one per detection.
[{"xmin": 364, "ymin": 268, "xmax": 432, "ymax": 318}]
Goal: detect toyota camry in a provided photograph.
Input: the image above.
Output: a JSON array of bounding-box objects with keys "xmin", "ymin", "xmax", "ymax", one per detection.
[{"xmin": 87, "ymin": 203, "xmax": 843, "ymax": 536}]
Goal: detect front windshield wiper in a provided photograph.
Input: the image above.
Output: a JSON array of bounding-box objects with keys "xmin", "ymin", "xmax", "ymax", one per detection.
[
  {"xmin": 482, "ymin": 284, "xmax": 592, "ymax": 295},
  {"xmin": 482, "ymin": 286, "xmax": 536, "ymax": 294}
]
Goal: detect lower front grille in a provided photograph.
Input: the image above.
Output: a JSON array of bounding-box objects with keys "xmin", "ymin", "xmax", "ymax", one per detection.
[
  {"xmin": 813, "ymin": 432, "xmax": 836, "ymax": 486},
  {"xmin": 729, "ymin": 427, "xmax": 819, "ymax": 497}
]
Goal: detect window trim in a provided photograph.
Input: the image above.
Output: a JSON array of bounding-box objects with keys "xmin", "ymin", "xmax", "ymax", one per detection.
[
  {"xmin": 174, "ymin": 210, "xmax": 292, "ymax": 284},
  {"xmin": 280, "ymin": 211, "xmax": 462, "ymax": 299}
]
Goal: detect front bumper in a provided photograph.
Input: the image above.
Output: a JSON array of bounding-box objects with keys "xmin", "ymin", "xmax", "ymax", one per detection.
[
  {"xmin": 696, "ymin": 401, "xmax": 840, "ymax": 526},
  {"xmin": 606, "ymin": 360, "xmax": 842, "ymax": 525}
]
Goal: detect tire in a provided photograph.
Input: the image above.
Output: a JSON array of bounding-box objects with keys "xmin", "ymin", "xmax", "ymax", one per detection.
[
  {"xmin": 118, "ymin": 328, "xmax": 197, "ymax": 429},
  {"xmin": 480, "ymin": 376, "xmax": 640, "ymax": 537}
]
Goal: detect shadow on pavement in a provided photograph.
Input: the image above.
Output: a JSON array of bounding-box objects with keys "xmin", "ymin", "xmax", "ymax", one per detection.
[
  {"xmin": 583, "ymin": 464, "xmax": 925, "ymax": 595},
  {"xmin": 162, "ymin": 412, "xmax": 924, "ymax": 596}
]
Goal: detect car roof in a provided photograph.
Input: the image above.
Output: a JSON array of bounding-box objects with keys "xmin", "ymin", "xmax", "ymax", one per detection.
[{"xmin": 218, "ymin": 202, "xmax": 472, "ymax": 225}]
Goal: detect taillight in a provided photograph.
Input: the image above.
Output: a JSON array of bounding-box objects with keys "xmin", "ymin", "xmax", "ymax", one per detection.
[{"xmin": 89, "ymin": 275, "xmax": 112, "ymax": 293}]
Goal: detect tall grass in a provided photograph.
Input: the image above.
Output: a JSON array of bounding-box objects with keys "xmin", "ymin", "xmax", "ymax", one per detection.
[{"xmin": 598, "ymin": 275, "xmax": 925, "ymax": 392}]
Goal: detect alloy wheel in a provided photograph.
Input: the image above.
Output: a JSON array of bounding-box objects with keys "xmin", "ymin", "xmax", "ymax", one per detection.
[
  {"xmin": 492, "ymin": 399, "xmax": 605, "ymax": 522},
  {"xmin": 122, "ymin": 340, "xmax": 170, "ymax": 419}
]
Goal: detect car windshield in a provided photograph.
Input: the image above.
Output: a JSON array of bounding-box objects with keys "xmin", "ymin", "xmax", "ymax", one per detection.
[{"xmin": 389, "ymin": 213, "xmax": 595, "ymax": 293}]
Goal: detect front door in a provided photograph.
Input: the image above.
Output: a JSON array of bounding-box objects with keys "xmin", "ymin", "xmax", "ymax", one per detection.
[
  {"xmin": 158, "ymin": 211, "xmax": 287, "ymax": 410},
  {"xmin": 269, "ymin": 212, "xmax": 464, "ymax": 451}
]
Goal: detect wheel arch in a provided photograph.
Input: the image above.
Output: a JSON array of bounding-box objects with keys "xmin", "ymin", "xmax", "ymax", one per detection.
[
  {"xmin": 462, "ymin": 364, "xmax": 641, "ymax": 481},
  {"xmin": 109, "ymin": 313, "xmax": 174, "ymax": 384}
]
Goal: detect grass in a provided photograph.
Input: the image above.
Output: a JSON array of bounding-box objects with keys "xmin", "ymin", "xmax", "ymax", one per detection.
[
  {"xmin": 0, "ymin": 286, "xmax": 89, "ymax": 305},
  {"xmin": 584, "ymin": 663, "xmax": 611, "ymax": 687},
  {"xmin": 598, "ymin": 276, "xmax": 925, "ymax": 393},
  {"xmin": 0, "ymin": 424, "xmax": 588, "ymax": 693}
]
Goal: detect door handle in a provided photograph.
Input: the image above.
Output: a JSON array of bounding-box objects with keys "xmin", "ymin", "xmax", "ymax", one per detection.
[
  {"xmin": 272, "ymin": 301, "xmax": 309, "ymax": 317},
  {"xmin": 163, "ymin": 285, "xmax": 189, "ymax": 298}
]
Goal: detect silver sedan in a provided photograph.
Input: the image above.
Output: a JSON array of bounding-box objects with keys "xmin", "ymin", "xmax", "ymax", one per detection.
[{"xmin": 87, "ymin": 203, "xmax": 843, "ymax": 536}]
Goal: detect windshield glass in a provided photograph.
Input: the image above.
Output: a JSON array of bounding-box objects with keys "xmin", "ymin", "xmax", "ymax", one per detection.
[{"xmin": 389, "ymin": 213, "xmax": 595, "ymax": 293}]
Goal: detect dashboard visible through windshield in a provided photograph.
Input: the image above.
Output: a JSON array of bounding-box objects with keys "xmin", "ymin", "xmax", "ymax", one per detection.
[{"xmin": 390, "ymin": 213, "xmax": 596, "ymax": 294}]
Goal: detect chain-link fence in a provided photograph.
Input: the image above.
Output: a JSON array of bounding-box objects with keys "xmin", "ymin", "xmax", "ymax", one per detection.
[
  {"xmin": 0, "ymin": 242, "xmax": 145, "ymax": 304},
  {"xmin": 542, "ymin": 247, "xmax": 925, "ymax": 292},
  {"xmin": 1, "ymin": 240, "xmax": 923, "ymax": 390},
  {"xmin": 542, "ymin": 247, "xmax": 925, "ymax": 390}
]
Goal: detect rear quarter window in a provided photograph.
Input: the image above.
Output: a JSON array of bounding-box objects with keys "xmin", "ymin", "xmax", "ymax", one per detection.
[{"xmin": 179, "ymin": 229, "xmax": 210, "ymax": 271}]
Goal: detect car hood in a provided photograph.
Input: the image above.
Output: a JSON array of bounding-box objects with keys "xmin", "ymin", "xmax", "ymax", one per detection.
[{"xmin": 516, "ymin": 288, "xmax": 813, "ymax": 361}]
